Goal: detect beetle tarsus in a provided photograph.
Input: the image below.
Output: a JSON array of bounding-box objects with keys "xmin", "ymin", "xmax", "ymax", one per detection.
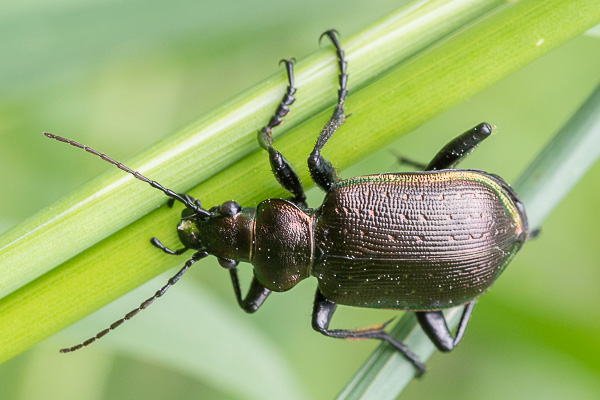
[
  {"xmin": 150, "ymin": 237, "xmax": 188, "ymax": 255},
  {"xmin": 528, "ymin": 228, "xmax": 541, "ymax": 240}
]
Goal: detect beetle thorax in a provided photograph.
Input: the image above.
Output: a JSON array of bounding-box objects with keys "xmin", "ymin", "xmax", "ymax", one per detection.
[{"xmin": 250, "ymin": 198, "xmax": 313, "ymax": 292}]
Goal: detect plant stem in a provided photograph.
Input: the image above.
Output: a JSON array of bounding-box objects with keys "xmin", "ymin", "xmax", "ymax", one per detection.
[
  {"xmin": 1, "ymin": 0, "xmax": 599, "ymax": 369},
  {"xmin": 0, "ymin": 0, "xmax": 503, "ymax": 300}
]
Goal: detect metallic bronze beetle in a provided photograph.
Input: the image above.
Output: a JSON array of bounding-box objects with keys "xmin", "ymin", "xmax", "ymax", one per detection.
[{"xmin": 46, "ymin": 31, "xmax": 529, "ymax": 375}]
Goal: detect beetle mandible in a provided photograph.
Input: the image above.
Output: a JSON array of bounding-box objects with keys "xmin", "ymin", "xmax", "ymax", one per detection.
[{"xmin": 45, "ymin": 30, "xmax": 530, "ymax": 375}]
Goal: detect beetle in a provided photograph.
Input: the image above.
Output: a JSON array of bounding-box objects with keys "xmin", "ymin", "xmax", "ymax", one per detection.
[{"xmin": 45, "ymin": 30, "xmax": 529, "ymax": 375}]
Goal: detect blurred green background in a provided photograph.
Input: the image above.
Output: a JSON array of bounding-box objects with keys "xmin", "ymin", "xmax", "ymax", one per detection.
[{"xmin": 1, "ymin": 1, "xmax": 599, "ymax": 399}]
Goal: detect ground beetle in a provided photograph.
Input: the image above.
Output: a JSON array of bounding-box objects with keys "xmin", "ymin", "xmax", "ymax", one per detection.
[{"xmin": 45, "ymin": 30, "xmax": 530, "ymax": 375}]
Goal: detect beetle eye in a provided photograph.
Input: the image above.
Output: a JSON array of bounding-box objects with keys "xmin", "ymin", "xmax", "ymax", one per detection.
[
  {"xmin": 220, "ymin": 200, "xmax": 241, "ymax": 216},
  {"xmin": 208, "ymin": 206, "xmax": 220, "ymax": 214}
]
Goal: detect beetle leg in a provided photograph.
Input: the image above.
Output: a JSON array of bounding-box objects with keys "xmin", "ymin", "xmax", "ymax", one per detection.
[
  {"xmin": 424, "ymin": 122, "xmax": 493, "ymax": 170},
  {"xmin": 311, "ymin": 289, "xmax": 426, "ymax": 376},
  {"xmin": 391, "ymin": 150, "xmax": 428, "ymax": 170},
  {"xmin": 258, "ymin": 59, "xmax": 307, "ymax": 207},
  {"xmin": 392, "ymin": 123, "xmax": 493, "ymax": 171},
  {"xmin": 415, "ymin": 301, "xmax": 475, "ymax": 352},
  {"xmin": 150, "ymin": 237, "xmax": 188, "ymax": 255},
  {"xmin": 229, "ymin": 269, "xmax": 271, "ymax": 313},
  {"xmin": 528, "ymin": 228, "xmax": 541, "ymax": 240},
  {"xmin": 307, "ymin": 30, "xmax": 348, "ymax": 192}
]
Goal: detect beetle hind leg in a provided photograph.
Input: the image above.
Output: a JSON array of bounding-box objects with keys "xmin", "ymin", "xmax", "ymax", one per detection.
[
  {"xmin": 258, "ymin": 59, "xmax": 306, "ymax": 207},
  {"xmin": 394, "ymin": 123, "xmax": 495, "ymax": 172},
  {"xmin": 425, "ymin": 122, "xmax": 493, "ymax": 170},
  {"xmin": 311, "ymin": 289, "xmax": 426, "ymax": 376},
  {"xmin": 392, "ymin": 150, "xmax": 428, "ymax": 170},
  {"xmin": 415, "ymin": 301, "xmax": 475, "ymax": 352}
]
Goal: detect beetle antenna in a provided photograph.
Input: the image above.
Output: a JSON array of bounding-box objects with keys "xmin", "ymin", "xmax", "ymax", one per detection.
[
  {"xmin": 44, "ymin": 132, "xmax": 210, "ymax": 217},
  {"xmin": 60, "ymin": 251, "xmax": 208, "ymax": 353}
]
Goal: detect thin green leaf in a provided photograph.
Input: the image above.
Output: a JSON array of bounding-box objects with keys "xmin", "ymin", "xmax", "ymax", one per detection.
[
  {"xmin": 55, "ymin": 279, "xmax": 309, "ymax": 400},
  {"xmin": 0, "ymin": 0, "xmax": 503, "ymax": 299},
  {"xmin": 514, "ymin": 84, "xmax": 600, "ymax": 226},
  {"xmin": 0, "ymin": 0, "xmax": 509, "ymax": 363},
  {"xmin": 0, "ymin": 0, "xmax": 598, "ymax": 382}
]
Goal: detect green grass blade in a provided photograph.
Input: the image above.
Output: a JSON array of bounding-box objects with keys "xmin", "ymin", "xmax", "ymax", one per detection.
[
  {"xmin": 59, "ymin": 280, "xmax": 309, "ymax": 400},
  {"xmin": 0, "ymin": 0, "xmax": 506, "ymax": 363},
  {"xmin": 514, "ymin": 84, "xmax": 600, "ymax": 227},
  {"xmin": 0, "ymin": 0, "xmax": 599, "ymax": 375},
  {"xmin": 337, "ymin": 61, "xmax": 600, "ymax": 400},
  {"xmin": 0, "ymin": 0, "xmax": 502, "ymax": 300}
]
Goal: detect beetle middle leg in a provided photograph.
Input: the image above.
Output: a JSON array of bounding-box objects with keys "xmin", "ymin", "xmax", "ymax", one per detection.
[
  {"xmin": 415, "ymin": 301, "xmax": 475, "ymax": 352},
  {"xmin": 258, "ymin": 59, "xmax": 307, "ymax": 208},
  {"xmin": 229, "ymin": 270, "xmax": 272, "ymax": 313},
  {"xmin": 311, "ymin": 289, "xmax": 426, "ymax": 376},
  {"xmin": 307, "ymin": 30, "xmax": 348, "ymax": 192}
]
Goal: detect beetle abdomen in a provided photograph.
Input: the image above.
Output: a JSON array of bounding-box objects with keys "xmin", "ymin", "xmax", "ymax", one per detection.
[{"xmin": 312, "ymin": 171, "xmax": 528, "ymax": 310}]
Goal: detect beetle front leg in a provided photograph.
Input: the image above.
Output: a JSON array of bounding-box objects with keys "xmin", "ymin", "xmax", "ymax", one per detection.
[
  {"xmin": 229, "ymin": 269, "xmax": 271, "ymax": 313},
  {"xmin": 258, "ymin": 59, "xmax": 306, "ymax": 207},
  {"xmin": 150, "ymin": 237, "xmax": 188, "ymax": 255},
  {"xmin": 415, "ymin": 301, "xmax": 475, "ymax": 352},
  {"xmin": 311, "ymin": 289, "xmax": 426, "ymax": 376}
]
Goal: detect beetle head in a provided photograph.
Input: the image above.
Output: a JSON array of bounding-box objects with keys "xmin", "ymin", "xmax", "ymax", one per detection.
[{"xmin": 177, "ymin": 200, "xmax": 254, "ymax": 268}]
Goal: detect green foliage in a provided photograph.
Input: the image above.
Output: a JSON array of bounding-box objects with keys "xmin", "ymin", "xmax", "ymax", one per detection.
[{"xmin": 0, "ymin": 0, "xmax": 599, "ymax": 399}]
